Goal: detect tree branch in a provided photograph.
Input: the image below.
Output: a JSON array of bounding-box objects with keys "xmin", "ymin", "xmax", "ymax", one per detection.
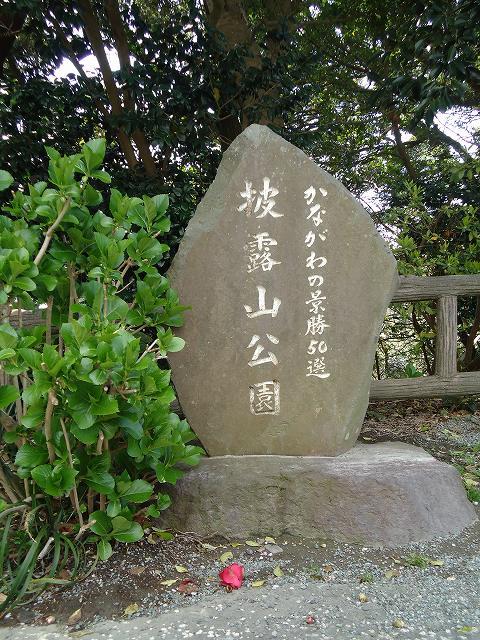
[
  {"xmin": 34, "ymin": 198, "xmax": 71, "ymax": 266},
  {"xmin": 77, "ymin": 0, "xmax": 139, "ymax": 170},
  {"xmin": 60, "ymin": 417, "xmax": 83, "ymax": 528},
  {"xmin": 44, "ymin": 390, "xmax": 58, "ymax": 464},
  {"xmin": 103, "ymin": 0, "xmax": 158, "ymax": 177}
]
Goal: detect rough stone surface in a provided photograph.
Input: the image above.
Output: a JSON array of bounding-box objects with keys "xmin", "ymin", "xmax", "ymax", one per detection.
[
  {"xmin": 169, "ymin": 124, "xmax": 398, "ymax": 456},
  {"xmin": 163, "ymin": 442, "xmax": 477, "ymax": 547}
]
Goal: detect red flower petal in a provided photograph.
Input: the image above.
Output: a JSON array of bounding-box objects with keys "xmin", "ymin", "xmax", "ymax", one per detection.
[{"xmin": 219, "ymin": 563, "xmax": 245, "ymax": 589}]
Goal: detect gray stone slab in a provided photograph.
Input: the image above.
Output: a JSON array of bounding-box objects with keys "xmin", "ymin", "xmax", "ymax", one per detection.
[
  {"xmin": 169, "ymin": 124, "xmax": 398, "ymax": 456},
  {"xmin": 162, "ymin": 442, "xmax": 477, "ymax": 547}
]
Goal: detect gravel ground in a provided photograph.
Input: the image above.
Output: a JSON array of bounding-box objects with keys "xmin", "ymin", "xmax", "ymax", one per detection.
[
  {"xmin": 1, "ymin": 400, "xmax": 478, "ymax": 640},
  {"xmin": 1, "ymin": 511, "xmax": 479, "ymax": 640}
]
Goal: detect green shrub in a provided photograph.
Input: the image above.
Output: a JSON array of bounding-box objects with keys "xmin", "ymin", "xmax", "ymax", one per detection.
[{"xmin": 0, "ymin": 139, "xmax": 202, "ymax": 610}]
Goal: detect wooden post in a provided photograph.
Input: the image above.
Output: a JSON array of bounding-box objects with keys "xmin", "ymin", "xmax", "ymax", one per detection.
[{"xmin": 435, "ymin": 295, "xmax": 457, "ymax": 378}]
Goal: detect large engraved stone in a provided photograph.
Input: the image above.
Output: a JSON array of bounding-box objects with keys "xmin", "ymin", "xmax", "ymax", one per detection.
[{"xmin": 169, "ymin": 125, "xmax": 397, "ymax": 456}]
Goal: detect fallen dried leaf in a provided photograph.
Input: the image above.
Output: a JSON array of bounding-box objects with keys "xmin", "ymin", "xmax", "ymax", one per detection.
[
  {"xmin": 220, "ymin": 551, "xmax": 234, "ymax": 563},
  {"xmin": 175, "ymin": 565, "xmax": 189, "ymax": 573},
  {"xmin": 392, "ymin": 619, "xmax": 405, "ymax": 629},
  {"xmin": 385, "ymin": 569, "xmax": 399, "ymax": 579},
  {"xmin": 323, "ymin": 564, "xmax": 334, "ymax": 573},
  {"xmin": 320, "ymin": 543, "xmax": 327, "ymax": 548},
  {"xmin": 46, "ymin": 615, "xmax": 56, "ymax": 625},
  {"xmin": 146, "ymin": 534, "xmax": 157, "ymax": 544},
  {"xmin": 230, "ymin": 542, "xmax": 243, "ymax": 548},
  {"xmin": 245, "ymin": 540, "xmax": 260, "ymax": 547},
  {"xmin": 178, "ymin": 578, "xmax": 199, "ymax": 595},
  {"xmin": 201, "ymin": 543, "xmax": 218, "ymax": 551},
  {"xmin": 67, "ymin": 608, "xmax": 82, "ymax": 625},
  {"xmin": 129, "ymin": 566, "xmax": 146, "ymax": 576},
  {"xmin": 123, "ymin": 603, "xmax": 139, "ymax": 617},
  {"xmin": 251, "ymin": 580, "xmax": 265, "ymax": 587},
  {"xmin": 160, "ymin": 579, "xmax": 178, "ymax": 586},
  {"xmin": 0, "ymin": 594, "xmax": 6, "ymax": 605},
  {"xmin": 358, "ymin": 593, "xmax": 369, "ymax": 603},
  {"xmin": 273, "ymin": 565, "xmax": 284, "ymax": 577},
  {"xmin": 429, "ymin": 559, "xmax": 445, "ymax": 567},
  {"xmin": 264, "ymin": 536, "xmax": 276, "ymax": 544},
  {"xmin": 152, "ymin": 529, "xmax": 175, "ymax": 541}
]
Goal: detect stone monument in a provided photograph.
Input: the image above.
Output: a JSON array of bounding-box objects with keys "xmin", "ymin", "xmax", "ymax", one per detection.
[{"xmin": 165, "ymin": 125, "xmax": 476, "ymax": 546}]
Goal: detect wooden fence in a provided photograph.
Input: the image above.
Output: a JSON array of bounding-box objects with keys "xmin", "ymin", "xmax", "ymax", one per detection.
[
  {"xmin": 1, "ymin": 274, "xmax": 480, "ymax": 402},
  {"xmin": 370, "ymin": 275, "xmax": 480, "ymax": 401}
]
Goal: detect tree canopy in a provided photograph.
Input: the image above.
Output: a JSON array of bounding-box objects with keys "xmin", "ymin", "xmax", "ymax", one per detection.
[{"xmin": 1, "ymin": 0, "xmax": 479, "ymax": 373}]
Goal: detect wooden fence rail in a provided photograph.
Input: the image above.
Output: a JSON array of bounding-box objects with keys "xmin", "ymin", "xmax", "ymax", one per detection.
[
  {"xmin": 370, "ymin": 274, "xmax": 480, "ymax": 401},
  {"xmin": 1, "ymin": 275, "xmax": 479, "ymax": 402}
]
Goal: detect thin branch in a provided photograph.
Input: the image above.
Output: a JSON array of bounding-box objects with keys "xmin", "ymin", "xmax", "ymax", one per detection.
[
  {"xmin": 0, "ymin": 463, "xmax": 21, "ymax": 503},
  {"xmin": 77, "ymin": 0, "xmax": 139, "ymax": 169},
  {"xmin": 74, "ymin": 519, "xmax": 96, "ymax": 541},
  {"xmin": 45, "ymin": 296, "xmax": 53, "ymax": 346},
  {"xmin": 60, "ymin": 417, "xmax": 83, "ymax": 528},
  {"xmin": 44, "ymin": 390, "xmax": 58, "ymax": 464},
  {"xmin": 38, "ymin": 536, "xmax": 54, "ymax": 560},
  {"xmin": 137, "ymin": 338, "xmax": 158, "ymax": 363},
  {"xmin": 34, "ymin": 198, "xmax": 71, "ymax": 266},
  {"xmin": 68, "ymin": 264, "xmax": 77, "ymax": 322}
]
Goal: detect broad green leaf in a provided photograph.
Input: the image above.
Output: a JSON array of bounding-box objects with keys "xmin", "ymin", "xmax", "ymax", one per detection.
[
  {"xmin": 83, "ymin": 138, "xmax": 106, "ymax": 169},
  {"xmin": 0, "ymin": 384, "xmax": 20, "ymax": 409},
  {"xmin": 85, "ymin": 470, "xmax": 115, "ymax": 495},
  {"xmin": 152, "ymin": 194, "xmax": 169, "ymax": 215},
  {"xmin": 119, "ymin": 416, "xmax": 143, "ymax": 439},
  {"xmin": 13, "ymin": 277, "xmax": 36, "ymax": 291},
  {"xmin": 106, "ymin": 296, "xmax": 129, "ymax": 321},
  {"xmin": 156, "ymin": 493, "xmax": 172, "ymax": 511},
  {"xmin": 69, "ymin": 423, "xmax": 99, "ymax": 445},
  {"xmin": 155, "ymin": 463, "xmax": 184, "ymax": 485},
  {"xmin": 166, "ymin": 337, "xmax": 185, "ymax": 353},
  {"xmin": 92, "ymin": 170, "xmax": 111, "ymax": 183},
  {"xmin": 15, "ymin": 444, "xmax": 48, "ymax": 469},
  {"xmin": 18, "ymin": 348, "xmax": 42, "ymax": 370},
  {"xmin": 0, "ymin": 170, "xmax": 13, "ymax": 191},
  {"xmin": 118, "ymin": 479, "xmax": 153, "ymax": 503},
  {"xmin": 31, "ymin": 464, "xmax": 77, "ymax": 497},
  {"xmin": 97, "ymin": 539, "xmax": 113, "ymax": 561},
  {"xmin": 92, "ymin": 395, "xmax": 118, "ymax": 416},
  {"xmin": 111, "ymin": 520, "xmax": 144, "ymax": 543},
  {"xmin": 0, "ymin": 324, "xmax": 18, "ymax": 349},
  {"xmin": 37, "ymin": 274, "xmax": 57, "ymax": 291},
  {"xmin": 89, "ymin": 510, "xmax": 113, "ymax": 536},
  {"xmin": 107, "ymin": 499, "xmax": 121, "ymax": 517}
]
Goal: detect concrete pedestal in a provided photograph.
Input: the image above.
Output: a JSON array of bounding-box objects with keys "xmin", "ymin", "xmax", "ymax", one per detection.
[{"xmin": 162, "ymin": 442, "xmax": 477, "ymax": 547}]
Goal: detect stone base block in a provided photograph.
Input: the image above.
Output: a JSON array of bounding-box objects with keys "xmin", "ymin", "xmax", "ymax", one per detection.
[{"xmin": 163, "ymin": 442, "xmax": 477, "ymax": 547}]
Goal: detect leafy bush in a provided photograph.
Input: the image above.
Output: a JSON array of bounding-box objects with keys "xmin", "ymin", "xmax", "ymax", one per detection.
[{"xmin": 0, "ymin": 139, "xmax": 202, "ymax": 610}]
